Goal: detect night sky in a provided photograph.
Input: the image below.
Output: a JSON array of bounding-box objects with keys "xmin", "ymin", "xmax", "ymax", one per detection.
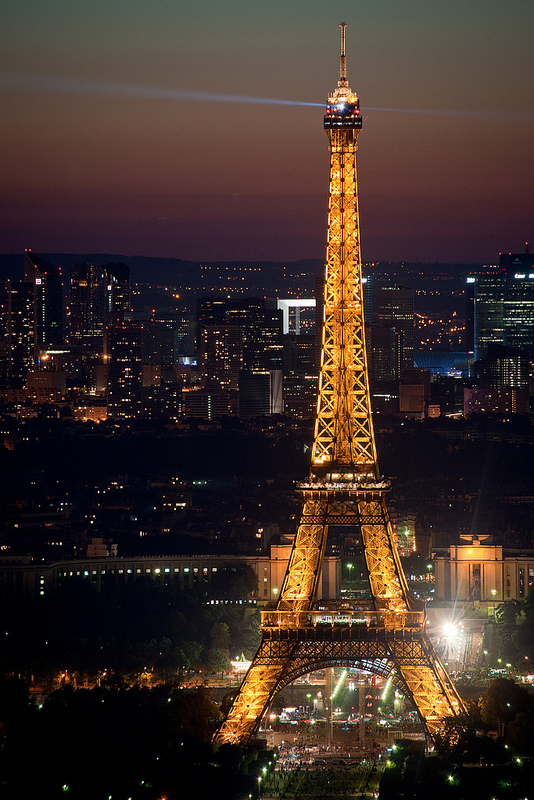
[{"xmin": 1, "ymin": 0, "xmax": 533, "ymax": 264}]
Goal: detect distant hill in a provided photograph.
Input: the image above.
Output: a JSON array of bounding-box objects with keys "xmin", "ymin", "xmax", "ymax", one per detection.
[
  {"xmin": 0, "ymin": 253, "xmax": 483, "ymax": 302},
  {"xmin": 0, "ymin": 253, "xmax": 323, "ymax": 297}
]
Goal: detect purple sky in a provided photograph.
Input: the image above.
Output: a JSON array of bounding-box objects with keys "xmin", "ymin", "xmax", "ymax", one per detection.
[{"xmin": 1, "ymin": 0, "xmax": 533, "ymax": 264}]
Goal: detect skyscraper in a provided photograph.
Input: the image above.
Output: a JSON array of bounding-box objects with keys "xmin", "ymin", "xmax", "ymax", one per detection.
[
  {"xmin": 473, "ymin": 272, "xmax": 505, "ymax": 360},
  {"xmin": 501, "ymin": 250, "xmax": 534, "ymax": 358},
  {"xmin": 473, "ymin": 248, "xmax": 534, "ymax": 361},
  {"xmin": 103, "ymin": 262, "xmax": 131, "ymax": 313},
  {"xmin": 376, "ymin": 285, "xmax": 414, "ymax": 374},
  {"xmin": 24, "ymin": 250, "xmax": 63, "ymax": 350},
  {"xmin": 5, "ymin": 279, "xmax": 35, "ymax": 387},
  {"xmin": 69, "ymin": 262, "xmax": 106, "ymax": 347},
  {"xmin": 105, "ymin": 317, "xmax": 143, "ymax": 419},
  {"xmin": 199, "ymin": 324, "xmax": 242, "ymax": 391}
]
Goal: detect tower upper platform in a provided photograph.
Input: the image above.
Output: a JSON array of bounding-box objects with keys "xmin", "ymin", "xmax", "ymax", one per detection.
[{"xmin": 324, "ymin": 22, "xmax": 362, "ymax": 130}]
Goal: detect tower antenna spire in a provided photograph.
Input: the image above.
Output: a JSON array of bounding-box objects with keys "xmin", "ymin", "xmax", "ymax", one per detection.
[{"xmin": 339, "ymin": 21, "xmax": 347, "ymax": 85}]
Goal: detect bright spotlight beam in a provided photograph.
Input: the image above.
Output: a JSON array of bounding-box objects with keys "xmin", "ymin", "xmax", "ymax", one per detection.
[
  {"xmin": 2, "ymin": 72, "xmax": 533, "ymax": 122},
  {"xmin": 0, "ymin": 72, "xmax": 322, "ymax": 107}
]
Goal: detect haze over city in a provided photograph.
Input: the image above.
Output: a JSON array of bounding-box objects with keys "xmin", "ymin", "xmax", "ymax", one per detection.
[{"xmin": 2, "ymin": 0, "xmax": 533, "ymax": 264}]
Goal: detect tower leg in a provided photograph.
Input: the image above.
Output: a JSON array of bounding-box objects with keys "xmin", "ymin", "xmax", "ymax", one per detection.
[{"xmin": 214, "ymin": 640, "xmax": 293, "ymax": 746}]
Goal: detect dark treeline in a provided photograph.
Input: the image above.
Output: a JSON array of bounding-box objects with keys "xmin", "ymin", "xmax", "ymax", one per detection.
[
  {"xmin": 0, "ymin": 678, "xmax": 270, "ymax": 800},
  {"xmin": 0, "ymin": 567, "xmax": 260, "ymax": 686}
]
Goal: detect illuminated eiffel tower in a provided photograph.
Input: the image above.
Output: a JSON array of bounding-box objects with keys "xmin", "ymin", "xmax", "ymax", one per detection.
[{"xmin": 214, "ymin": 24, "xmax": 465, "ymax": 746}]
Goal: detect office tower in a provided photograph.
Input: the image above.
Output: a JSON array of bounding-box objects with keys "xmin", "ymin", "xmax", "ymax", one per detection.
[
  {"xmin": 238, "ymin": 370, "xmax": 283, "ymax": 418},
  {"xmin": 5, "ymin": 279, "xmax": 35, "ymax": 387},
  {"xmin": 199, "ymin": 324, "xmax": 242, "ymax": 391},
  {"xmin": 473, "ymin": 272, "xmax": 505, "ymax": 360},
  {"xmin": 197, "ymin": 297, "xmax": 229, "ymax": 328},
  {"xmin": 464, "ymin": 275, "xmax": 475, "ymax": 352},
  {"xmin": 473, "ymin": 342, "xmax": 529, "ymax": 391},
  {"xmin": 105, "ymin": 317, "xmax": 143, "ymax": 419},
  {"xmin": 141, "ymin": 319, "xmax": 175, "ymax": 370},
  {"xmin": 24, "ymin": 250, "xmax": 63, "ymax": 349},
  {"xmin": 197, "ymin": 297, "xmax": 283, "ymax": 371},
  {"xmin": 474, "ymin": 249, "xmax": 534, "ymax": 361},
  {"xmin": 215, "ymin": 24, "xmax": 464, "ymax": 747},
  {"xmin": 103, "ymin": 262, "xmax": 131, "ymax": 313},
  {"xmin": 69, "ymin": 262, "xmax": 106, "ymax": 347},
  {"xmin": 143, "ymin": 382, "xmax": 182, "ymax": 422},
  {"xmin": 242, "ymin": 310, "xmax": 283, "ymax": 371},
  {"xmin": 174, "ymin": 312, "xmax": 196, "ymax": 361},
  {"xmin": 282, "ymin": 333, "xmax": 316, "ymax": 375},
  {"xmin": 367, "ymin": 323, "xmax": 399, "ymax": 382},
  {"xmin": 377, "ymin": 286, "xmax": 414, "ymax": 374},
  {"xmin": 197, "ymin": 298, "xmax": 283, "ymax": 390},
  {"xmin": 501, "ymin": 250, "xmax": 534, "ymax": 358}
]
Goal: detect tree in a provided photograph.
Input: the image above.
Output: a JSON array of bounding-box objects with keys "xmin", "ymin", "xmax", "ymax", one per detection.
[
  {"xmin": 479, "ymin": 677, "xmax": 530, "ymax": 739},
  {"xmin": 495, "ymin": 599, "xmax": 522, "ymax": 625},
  {"xmin": 205, "ymin": 648, "xmax": 230, "ymax": 675},
  {"xmin": 210, "ymin": 622, "xmax": 231, "ymax": 651},
  {"xmin": 209, "ymin": 564, "xmax": 258, "ymax": 601}
]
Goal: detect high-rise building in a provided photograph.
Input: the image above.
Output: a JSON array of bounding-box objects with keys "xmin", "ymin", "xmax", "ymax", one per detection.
[
  {"xmin": 367, "ymin": 323, "xmax": 399, "ymax": 383},
  {"xmin": 69, "ymin": 261, "xmax": 131, "ymax": 350},
  {"xmin": 174, "ymin": 312, "xmax": 196, "ymax": 361},
  {"xmin": 473, "ymin": 271, "xmax": 505, "ymax": 360},
  {"xmin": 282, "ymin": 333, "xmax": 316, "ymax": 376},
  {"xmin": 105, "ymin": 317, "xmax": 143, "ymax": 419},
  {"xmin": 376, "ymin": 286, "xmax": 414, "ymax": 374},
  {"xmin": 473, "ymin": 249, "xmax": 534, "ymax": 361},
  {"xmin": 24, "ymin": 250, "xmax": 63, "ymax": 350},
  {"xmin": 242, "ymin": 311, "xmax": 283, "ymax": 372},
  {"xmin": 199, "ymin": 324, "xmax": 242, "ymax": 391},
  {"xmin": 5, "ymin": 279, "xmax": 35, "ymax": 387},
  {"xmin": 501, "ymin": 251, "xmax": 534, "ymax": 358},
  {"xmin": 141, "ymin": 320, "xmax": 175, "ymax": 370},
  {"xmin": 103, "ymin": 262, "xmax": 131, "ymax": 313},
  {"xmin": 473, "ymin": 342, "xmax": 529, "ymax": 391},
  {"xmin": 238, "ymin": 370, "xmax": 283, "ymax": 418},
  {"xmin": 69, "ymin": 263, "xmax": 106, "ymax": 347},
  {"xmin": 197, "ymin": 297, "xmax": 283, "ymax": 372}
]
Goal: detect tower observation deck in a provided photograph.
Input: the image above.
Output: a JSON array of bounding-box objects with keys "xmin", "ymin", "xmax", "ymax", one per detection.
[{"xmin": 213, "ymin": 23, "xmax": 466, "ymax": 747}]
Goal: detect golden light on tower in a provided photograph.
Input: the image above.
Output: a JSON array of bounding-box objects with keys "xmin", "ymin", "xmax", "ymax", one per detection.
[{"xmin": 213, "ymin": 24, "xmax": 466, "ymax": 747}]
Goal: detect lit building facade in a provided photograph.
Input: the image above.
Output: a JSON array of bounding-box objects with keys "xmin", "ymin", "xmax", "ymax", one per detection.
[
  {"xmin": 199, "ymin": 324, "xmax": 242, "ymax": 391},
  {"xmin": 69, "ymin": 262, "xmax": 106, "ymax": 347},
  {"xmin": 0, "ymin": 546, "xmax": 340, "ymax": 603},
  {"xmin": 473, "ymin": 250, "xmax": 534, "ymax": 361},
  {"xmin": 238, "ymin": 370, "xmax": 283, "ymax": 418},
  {"xmin": 434, "ymin": 535, "xmax": 534, "ymax": 604},
  {"xmin": 104, "ymin": 262, "xmax": 131, "ymax": 313},
  {"xmin": 5, "ymin": 279, "xmax": 35, "ymax": 387},
  {"xmin": 24, "ymin": 250, "xmax": 63, "ymax": 350},
  {"xmin": 377, "ymin": 286, "xmax": 414, "ymax": 374},
  {"xmin": 105, "ymin": 317, "xmax": 143, "ymax": 419}
]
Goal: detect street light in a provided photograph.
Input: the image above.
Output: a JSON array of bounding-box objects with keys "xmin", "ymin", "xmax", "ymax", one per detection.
[
  {"xmin": 491, "ymin": 589, "xmax": 497, "ymax": 617},
  {"xmin": 346, "ymin": 563, "xmax": 353, "ymax": 584}
]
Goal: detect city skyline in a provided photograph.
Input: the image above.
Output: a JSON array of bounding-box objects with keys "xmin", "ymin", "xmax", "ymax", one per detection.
[{"xmin": 1, "ymin": 0, "xmax": 533, "ymax": 264}]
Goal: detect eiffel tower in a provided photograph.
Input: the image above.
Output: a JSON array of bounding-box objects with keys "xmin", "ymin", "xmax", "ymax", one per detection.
[{"xmin": 214, "ymin": 23, "xmax": 465, "ymax": 746}]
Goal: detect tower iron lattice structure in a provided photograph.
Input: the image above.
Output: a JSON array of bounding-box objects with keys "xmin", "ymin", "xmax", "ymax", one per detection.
[{"xmin": 214, "ymin": 24, "xmax": 466, "ymax": 747}]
